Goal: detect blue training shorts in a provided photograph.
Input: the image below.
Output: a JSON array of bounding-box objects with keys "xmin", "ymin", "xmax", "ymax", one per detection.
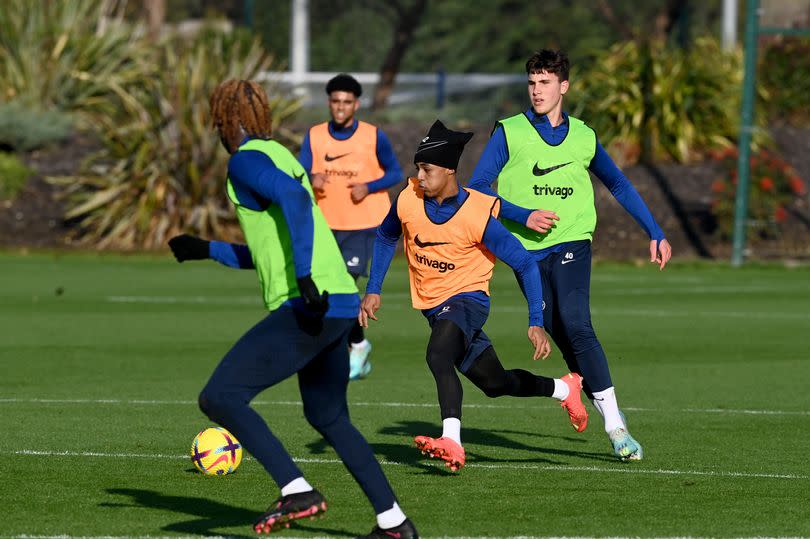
[
  {"xmin": 333, "ymin": 228, "xmax": 376, "ymax": 277},
  {"xmin": 424, "ymin": 295, "xmax": 493, "ymax": 374}
]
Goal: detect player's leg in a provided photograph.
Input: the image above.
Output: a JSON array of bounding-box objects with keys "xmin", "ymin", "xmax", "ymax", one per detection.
[
  {"xmin": 417, "ymin": 296, "xmax": 503, "ymax": 470},
  {"xmin": 336, "ymin": 228, "xmax": 375, "ymax": 380},
  {"xmin": 412, "ymin": 312, "xmax": 469, "ymax": 471},
  {"xmin": 297, "ymin": 317, "xmax": 417, "ymax": 538},
  {"xmin": 198, "ymin": 308, "xmax": 338, "ymax": 532},
  {"xmin": 549, "ymin": 240, "xmax": 642, "ymax": 460},
  {"xmin": 511, "ymin": 260, "xmax": 588, "ymax": 430},
  {"xmin": 461, "ymin": 344, "xmax": 587, "ymax": 432}
]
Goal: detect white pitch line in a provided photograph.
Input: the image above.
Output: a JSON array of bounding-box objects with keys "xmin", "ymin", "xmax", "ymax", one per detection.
[
  {"xmin": 9, "ymin": 449, "xmax": 807, "ymax": 481},
  {"xmin": 0, "ymin": 398, "xmax": 807, "ymax": 416},
  {"xmin": 0, "ymin": 397, "xmax": 807, "ymax": 416}
]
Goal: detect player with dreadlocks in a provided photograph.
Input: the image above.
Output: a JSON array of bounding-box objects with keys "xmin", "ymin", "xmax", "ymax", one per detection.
[{"xmin": 168, "ymin": 79, "xmax": 418, "ymax": 539}]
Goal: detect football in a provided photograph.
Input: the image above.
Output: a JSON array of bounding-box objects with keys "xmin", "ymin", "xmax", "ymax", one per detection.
[{"xmin": 190, "ymin": 427, "xmax": 243, "ymax": 475}]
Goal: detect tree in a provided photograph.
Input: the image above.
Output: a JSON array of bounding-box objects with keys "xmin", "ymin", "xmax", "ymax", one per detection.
[
  {"xmin": 143, "ymin": 0, "xmax": 166, "ymax": 40},
  {"xmin": 371, "ymin": 0, "xmax": 428, "ymax": 110}
]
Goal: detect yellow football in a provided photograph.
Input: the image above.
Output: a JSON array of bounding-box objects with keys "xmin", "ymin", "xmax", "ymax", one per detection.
[{"xmin": 190, "ymin": 427, "xmax": 243, "ymax": 475}]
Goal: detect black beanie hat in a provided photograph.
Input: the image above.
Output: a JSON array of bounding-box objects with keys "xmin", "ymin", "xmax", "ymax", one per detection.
[
  {"xmin": 325, "ymin": 73, "xmax": 362, "ymax": 97},
  {"xmin": 413, "ymin": 120, "xmax": 474, "ymax": 171}
]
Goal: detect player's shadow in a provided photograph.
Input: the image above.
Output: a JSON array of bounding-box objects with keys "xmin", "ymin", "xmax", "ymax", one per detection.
[
  {"xmin": 100, "ymin": 488, "xmax": 355, "ymax": 537},
  {"xmin": 379, "ymin": 420, "xmax": 615, "ymax": 464},
  {"xmin": 305, "ymin": 419, "xmax": 614, "ymax": 470},
  {"xmin": 304, "ymin": 437, "xmax": 458, "ymax": 476}
]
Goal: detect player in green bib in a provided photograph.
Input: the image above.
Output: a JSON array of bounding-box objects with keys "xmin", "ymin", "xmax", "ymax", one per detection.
[
  {"xmin": 469, "ymin": 50, "xmax": 673, "ymax": 461},
  {"xmin": 168, "ymin": 79, "xmax": 416, "ymax": 539}
]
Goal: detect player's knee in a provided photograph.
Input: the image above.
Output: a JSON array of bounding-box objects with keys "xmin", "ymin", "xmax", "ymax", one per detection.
[
  {"xmin": 426, "ymin": 348, "xmax": 454, "ymax": 376},
  {"xmin": 480, "ymin": 383, "xmax": 506, "ymax": 398},
  {"xmin": 198, "ymin": 389, "xmax": 235, "ymax": 420},
  {"xmin": 305, "ymin": 407, "xmax": 345, "ymax": 434},
  {"xmin": 198, "ymin": 390, "xmax": 215, "ymax": 418}
]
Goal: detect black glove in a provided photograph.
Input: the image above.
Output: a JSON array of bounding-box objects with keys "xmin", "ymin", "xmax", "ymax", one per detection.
[
  {"xmin": 296, "ymin": 274, "xmax": 329, "ymax": 317},
  {"xmin": 168, "ymin": 234, "xmax": 210, "ymax": 262}
]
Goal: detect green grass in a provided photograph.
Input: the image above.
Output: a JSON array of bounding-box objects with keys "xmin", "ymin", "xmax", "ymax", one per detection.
[{"xmin": 1, "ymin": 252, "xmax": 809, "ymax": 538}]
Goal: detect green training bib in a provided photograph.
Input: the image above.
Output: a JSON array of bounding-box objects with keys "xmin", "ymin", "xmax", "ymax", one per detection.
[
  {"xmin": 496, "ymin": 113, "xmax": 597, "ymax": 250},
  {"xmin": 226, "ymin": 139, "xmax": 357, "ymax": 311}
]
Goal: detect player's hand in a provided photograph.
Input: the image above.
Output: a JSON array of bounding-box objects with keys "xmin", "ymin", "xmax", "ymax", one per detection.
[
  {"xmin": 525, "ymin": 209, "xmax": 559, "ymax": 234},
  {"xmin": 650, "ymin": 238, "xmax": 672, "ymax": 270},
  {"xmin": 310, "ymin": 173, "xmax": 329, "ymax": 192},
  {"xmin": 358, "ymin": 293, "xmax": 381, "ymax": 328},
  {"xmin": 348, "ymin": 182, "xmax": 370, "ymax": 203},
  {"xmin": 296, "ymin": 274, "xmax": 329, "ymax": 317},
  {"xmin": 528, "ymin": 326, "xmax": 551, "ymax": 360},
  {"xmin": 168, "ymin": 234, "xmax": 210, "ymax": 262}
]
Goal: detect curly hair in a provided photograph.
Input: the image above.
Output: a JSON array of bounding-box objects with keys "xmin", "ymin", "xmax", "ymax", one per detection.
[{"xmin": 209, "ymin": 79, "xmax": 273, "ymax": 153}]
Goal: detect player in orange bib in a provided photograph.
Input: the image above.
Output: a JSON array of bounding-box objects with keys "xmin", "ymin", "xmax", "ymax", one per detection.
[
  {"xmin": 299, "ymin": 74, "xmax": 403, "ymax": 381},
  {"xmin": 358, "ymin": 121, "xmax": 588, "ymax": 472}
]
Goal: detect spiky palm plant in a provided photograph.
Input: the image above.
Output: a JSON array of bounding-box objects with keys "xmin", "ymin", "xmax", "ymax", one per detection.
[{"xmin": 51, "ymin": 31, "xmax": 299, "ymax": 249}]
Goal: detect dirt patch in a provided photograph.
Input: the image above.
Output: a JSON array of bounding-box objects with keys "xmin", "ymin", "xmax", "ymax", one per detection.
[{"xmin": 3, "ymin": 124, "xmax": 808, "ymax": 260}]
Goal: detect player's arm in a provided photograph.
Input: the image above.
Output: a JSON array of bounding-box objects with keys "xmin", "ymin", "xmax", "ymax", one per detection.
[
  {"xmin": 589, "ymin": 141, "xmax": 672, "ymax": 270},
  {"xmin": 167, "ymin": 234, "xmax": 254, "ymax": 269},
  {"xmin": 468, "ymin": 125, "xmax": 558, "ymax": 233},
  {"xmin": 233, "ymin": 150, "xmax": 330, "ymax": 313},
  {"xmin": 366, "ymin": 129, "xmax": 404, "ymax": 193},
  {"xmin": 230, "ymin": 149, "xmax": 322, "ymax": 279},
  {"xmin": 349, "ymin": 129, "xmax": 403, "ymax": 203},
  {"xmin": 359, "ymin": 198, "xmax": 403, "ymax": 327},
  {"xmin": 481, "ymin": 216, "xmax": 551, "ymax": 360},
  {"xmin": 298, "ymin": 130, "xmax": 327, "ymax": 192}
]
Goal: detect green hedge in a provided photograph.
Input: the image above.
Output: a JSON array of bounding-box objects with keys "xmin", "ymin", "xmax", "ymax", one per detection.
[
  {"xmin": 0, "ymin": 102, "xmax": 73, "ymax": 152},
  {"xmin": 569, "ymin": 38, "xmax": 755, "ymax": 164},
  {"xmin": 0, "ymin": 152, "xmax": 32, "ymax": 199}
]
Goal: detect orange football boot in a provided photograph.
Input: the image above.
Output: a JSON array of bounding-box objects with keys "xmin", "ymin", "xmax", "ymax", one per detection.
[
  {"xmin": 414, "ymin": 435, "xmax": 466, "ymax": 471},
  {"xmin": 560, "ymin": 372, "xmax": 588, "ymax": 432}
]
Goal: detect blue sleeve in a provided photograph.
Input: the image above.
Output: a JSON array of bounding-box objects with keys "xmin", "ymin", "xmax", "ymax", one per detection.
[
  {"xmin": 209, "ymin": 241, "xmax": 255, "ymax": 269},
  {"xmin": 228, "ymin": 151, "xmax": 315, "ymax": 278},
  {"xmin": 468, "ymin": 125, "xmax": 533, "ymax": 225},
  {"xmin": 365, "ymin": 198, "xmax": 403, "ymax": 294},
  {"xmin": 366, "ymin": 129, "xmax": 403, "ymax": 193},
  {"xmin": 297, "ymin": 131, "xmax": 313, "ymax": 178},
  {"xmin": 481, "ymin": 216, "xmax": 544, "ymax": 327},
  {"xmin": 589, "ymin": 142, "xmax": 665, "ymax": 241}
]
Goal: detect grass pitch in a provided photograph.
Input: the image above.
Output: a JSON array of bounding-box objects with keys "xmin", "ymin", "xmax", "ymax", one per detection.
[{"xmin": 1, "ymin": 252, "xmax": 808, "ymax": 538}]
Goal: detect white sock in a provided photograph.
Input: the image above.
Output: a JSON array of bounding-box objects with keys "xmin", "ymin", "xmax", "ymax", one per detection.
[
  {"xmin": 351, "ymin": 339, "xmax": 370, "ymax": 350},
  {"xmin": 590, "ymin": 386, "xmax": 626, "ymax": 433},
  {"xmin": 377, "ymin": 502, "xmax": 407, "ymax": 529},
  {"xmin": 280, "ymin": 477, "xmax": 313, "ymax": 496},
  {"xmin": 441, "ymin": 417, "xmax": 461, "ymax": 445},
  {"xmin": 551, "ymin": 378, "xmax": 570, "ymax": 400}
]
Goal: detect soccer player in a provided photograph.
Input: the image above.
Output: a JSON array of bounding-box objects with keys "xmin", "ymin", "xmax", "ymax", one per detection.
[
  {"xmin": 299, "ymin": 74, "xmax": 404, "ymax": 380},
  {"xmin": 168, "ymin": 79, "xmax": 417, "ymax": 539},
  {"xmin": 358, "ymin": 120, "xmax": 588, "ymax": 472},
  {"xmin": 468, "ymin": 49, "xmax": 673, "ymax": 461}
]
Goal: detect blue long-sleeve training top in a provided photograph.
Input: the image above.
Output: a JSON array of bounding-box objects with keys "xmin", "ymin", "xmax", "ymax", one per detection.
[
  {"xmin": 208, "ymin": 138, "xmax": 358, "ymax": 318},
  {"xmin": 468, "ymin": 109, "xmax": 665, "ymax": 260},
  {"xmin": 366, "ymin": 186, "xmax": 544, "ymax": 327},
  {"xmin": 298, "ymin": 119, "xmax": 403, "ymax": 193}
]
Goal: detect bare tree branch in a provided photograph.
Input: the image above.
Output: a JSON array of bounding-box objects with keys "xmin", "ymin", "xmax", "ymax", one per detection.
[{"xmin": 372, "ymin": 0, "xmax": 427, "ymax": 111}]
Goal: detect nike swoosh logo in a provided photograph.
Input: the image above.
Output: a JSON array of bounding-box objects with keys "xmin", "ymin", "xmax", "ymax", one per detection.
[
  {"xmin": 561, "ymin": 259, "xmax": 576, "ymax": 264},
  {"xmin": 324, "ymin": 152, "xmax": 351, "ymax": 162},
  {"xmin": 533, "ymin": 162, "xmax": 572, "ymax": 176},
  {"xmin": 293, "ymin": 172, "xmax": 305, "ymax": 183},
  {"xmin": 414, "ymin": 234, "xmax": 449, "ymax": 248}
]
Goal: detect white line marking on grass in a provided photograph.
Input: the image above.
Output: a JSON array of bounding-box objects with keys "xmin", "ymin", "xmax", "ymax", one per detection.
[
  {"xmin": 9, "ymin": 449, "xmax": 808, "ymax": 480},
  {"xmin": 1, "ymin": 398, "xmax": 808, "ymax": 416}
]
